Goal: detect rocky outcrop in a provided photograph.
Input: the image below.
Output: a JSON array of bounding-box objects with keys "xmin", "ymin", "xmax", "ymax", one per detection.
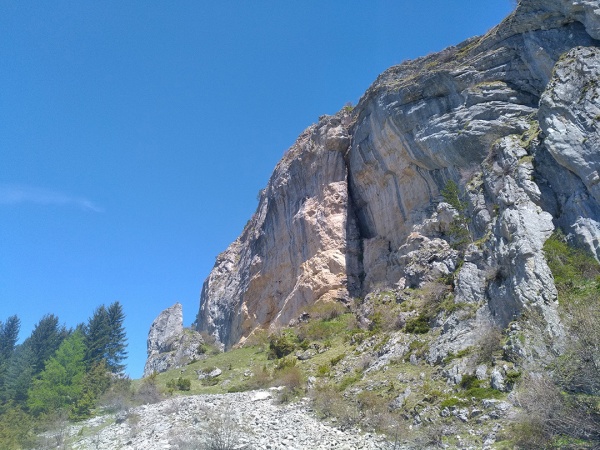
[
  {"xmin": 144, "ymin": 303, "xmax": 204, "ymax": 377},
  {"xmin": 195, "ymin": 0, "xmax": 600, "ymax": 355}
]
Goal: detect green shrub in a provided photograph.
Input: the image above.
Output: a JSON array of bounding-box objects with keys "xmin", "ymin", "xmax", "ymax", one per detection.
[
  {"xmin": 440, "ymin": 180, "xmax": 472, "ymax": 249},
  {"xmin": 300, "ymin": 317, "xmax": 348, "ymax": 341},
  {"xmin": 330, "ymin": 353, "xmax": 345, "ymax": 367},
  {"xmin": 0, "ymin": 407, "xmax": 37, "ymax": 450},
  {"xmin": 369, "ymin": 311, "xmax": 383, "ymax": 332},
  {"xmin": 422, "ymin": 381, "xmax": 443, "ymax": 403},
  {"xmin": 316, "ymin": 364, "xmax": 331, "ymax": 377},
  {"xmin": 460, "ymin": 374, "xmax": 482, "ymax": 390},
  {"xmin": 443, "ymin": 347, "xmax": 472, "ymax": 364},
  {"xmin": 268, "ymin": 332, "xmax": 297, "ymax": 359},
  {"xmin": 465, "ymin": 387, "xmax": 503, "ymax": 400},
  {"xmin": 197, "ymin": 343, "xmax": 217, "ymax": 355},
  {"xmin": 347, "ymin": 330, "xmax": 366, "ymax": 345},
  {"xmin": 544, "ymin": 231, "xmax": 600, "ymax": 292},
  {"xmin": 274, "ymin": 355, "xmax": 297, "ymax": 371},
  {"xmin": 441, "ymin": 180, "xmax": 466, "ymax": 212},
  {"xmin": 405, "ymin": 314, "xmax": 430, "ymax": 334},
  {"xmin": 176, "ymin": 377, "xmax": 191, "ymax": 391},
  {"xmin": 440, "ymin": 396, "xmax": 468, "ymax": 409},
  {"xmin": 167, "ymin": 376, "xmax": 192, "ymax": 392},
  {"xmin": 505, "ymin": 370, "xmax": 521, "ymax": 385},
  {"xmin": 338, "ymin": 372, "xmax": 362, "ymax": 391}
]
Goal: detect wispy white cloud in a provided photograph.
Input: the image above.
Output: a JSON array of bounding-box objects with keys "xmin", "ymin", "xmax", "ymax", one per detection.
[{"xmin": 0, "ymin": 185, "xmax": 104, "ymax": 212}]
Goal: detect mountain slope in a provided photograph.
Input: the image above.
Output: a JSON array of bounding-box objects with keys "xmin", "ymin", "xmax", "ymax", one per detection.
[{"xmin": 194, "ymin": 0, "xmax": 600, "ymax": 362}]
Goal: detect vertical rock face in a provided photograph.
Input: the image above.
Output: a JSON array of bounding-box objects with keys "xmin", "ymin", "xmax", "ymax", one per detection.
[
  {"xmin": 195, "ymin": 0, "xmax": 600, "ymax": 354},
  {"xmin": 538, "ymin": 46, "xmax": 600, "ymax": 257},
  {"xmin": 195, "ymin": 115, "xmax": 361, "ymax": 348},
  {"xmin": 144, "ymin": 303, "xmax": 204, "ymax": 376},
  {"xmin": 148, "ymin": 303, "xmax": 184, "ymax": 352}
]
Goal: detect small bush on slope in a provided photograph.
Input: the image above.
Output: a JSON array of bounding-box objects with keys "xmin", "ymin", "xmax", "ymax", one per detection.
[{"xmin": 267, "ymin": 331, "xmax": 297, "ymax": 359}]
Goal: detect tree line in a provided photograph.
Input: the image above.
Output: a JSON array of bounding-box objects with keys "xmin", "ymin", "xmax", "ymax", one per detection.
[{"xmin": 0, "ymin": 302, "xmax": 127, "ymax": 447}]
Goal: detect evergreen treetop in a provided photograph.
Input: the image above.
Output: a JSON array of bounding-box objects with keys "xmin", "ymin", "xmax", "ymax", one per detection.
[
  {"xmin": 0, "ymin": 316, "xmax": 20, "ymax": 362},
  {"xmin": 84, "ymin": 301, "xmax": 128, "ymax": 374}
]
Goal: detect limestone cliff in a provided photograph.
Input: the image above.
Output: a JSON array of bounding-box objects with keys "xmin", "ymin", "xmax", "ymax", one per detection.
[
  {"xmin": 195, "ymin": 116, "xmax": 361, "ymax": 348},
  {"xmin": 195, "ymin": 0, "xmax": 600, "ymax": 356}
]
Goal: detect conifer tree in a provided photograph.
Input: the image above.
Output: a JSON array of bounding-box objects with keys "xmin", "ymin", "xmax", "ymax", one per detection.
[
  {"xmin": 24, "ymin": 314, "xmax": 68, "ymax": 375},
  {"xmin": 27, "ymin": 332, "xmax": 86, "ymax": 416},
  {"xmin": 0, "ymin": 315, "xmax": 20, "ymax": 361},
  {"xmin": 84, "ymin": 302, "xmax": 128, "ymax": 374},
  {"xmin": 1, "ymin": 315, "xmax": 68, "ymax": 408},
  {"xmin": 83, "ymin": 305, "xmax": 110, "ymax": 368},
  {"xmin": 106, "ymin": 301, "xmax": 127, "ymax": 374},
  {"xmin": 0, "ymin": 315, "xmax": 21, "ymax": 402},
  {"xmin": 2, "ymin": 345, "xmax": 35, "ymax": 406}
]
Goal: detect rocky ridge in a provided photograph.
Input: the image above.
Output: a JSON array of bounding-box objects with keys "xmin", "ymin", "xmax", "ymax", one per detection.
[{"xmin": 194, "ymin": 0, "xmax": 600, "ymax": 366}]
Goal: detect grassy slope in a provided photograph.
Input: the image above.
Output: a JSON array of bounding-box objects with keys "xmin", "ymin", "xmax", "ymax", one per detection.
[{"xmin": 146, "ymin": 295, "xmax": 510, "ymax": 448}]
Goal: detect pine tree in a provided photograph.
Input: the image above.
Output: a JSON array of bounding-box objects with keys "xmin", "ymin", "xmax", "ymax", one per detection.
[
  {"xmin": 27, "ymin": 332, "xmax": 86, "ymax": 416},
  {"xmin": 0, "ymin": 315, "xmax": 21, "ymax": 403},
  {"xmin": 2, "ymin": 345, "xmax": 35, "ymax": 406},
  {"xmin": 0, "ymin": 315, "xmax": 20, "ymax": 361},
  {"xmin": 84, "ymin": 302, "xmax": 128, "ymax": 374},
  {"xmin": 2, "ymin": 315, "xmax": 68, "ymax": 407},
  {"xmin": 83, "ymin": 305, "xmax": 110, "ymax": 368},
  {"xmin": 24, "ymin": 314, "xmax": 68, "ymax": 375},
  {"xmin": 106, "ymin": 301, "xmax": 128, "ymax": 374}
]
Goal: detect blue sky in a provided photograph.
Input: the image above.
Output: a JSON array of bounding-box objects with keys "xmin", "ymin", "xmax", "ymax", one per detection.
[{"xmin": 0, "ymin": 1, "xmax": 514, "ymax": 378}]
